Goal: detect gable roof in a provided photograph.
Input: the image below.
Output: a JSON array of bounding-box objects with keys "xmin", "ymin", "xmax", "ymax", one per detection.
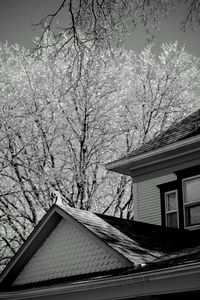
[
  {"xmin": 13, "ymin": 217, "xmax": 127, "ymax": 287},
  {"xmin": 0, "ymin": 204, "xmax": 132, "ymax": 291},
  {"xmin": 59, "ymin": 205, "xmax": 163, "ymax": 263},
  {"xmin": 1, "ymin": 204, "xmax": 200, "ymax": 292}
]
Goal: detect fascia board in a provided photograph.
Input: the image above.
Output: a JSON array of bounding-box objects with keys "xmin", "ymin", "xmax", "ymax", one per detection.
[
  {"xmin": 1, "ymin": 262, "xmax": 200, "ymax": 299},
  {"xmin": 106, "ymin": 135, "xmax": 200, "ymax": 171},
  {"xmin": 129, "ymin": 146, "xmax": 200, "ymax": 172}
]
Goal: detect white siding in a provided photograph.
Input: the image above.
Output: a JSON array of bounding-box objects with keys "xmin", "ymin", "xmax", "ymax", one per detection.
[{"xmin": 135, "ymin": 174, "xmax": 177, "ymax": 225}]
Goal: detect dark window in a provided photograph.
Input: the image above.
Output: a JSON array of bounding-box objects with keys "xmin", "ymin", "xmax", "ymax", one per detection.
[
  {"xmin": 164, "ymin": 190, "xmax": 178, "ymax": 228},
  {"xmin": 158, "ymin": 166, "xmax": 200, "ymax": 230},
  {"xmin": 183, "ymin": 176, "xmax": 200, "ymax": 228}
]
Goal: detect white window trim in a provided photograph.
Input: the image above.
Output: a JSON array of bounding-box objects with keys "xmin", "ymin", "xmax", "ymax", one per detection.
[
  {"xmin": 182, "ymin": 175, "xmax": 200, "ymax": 230},
  {"xmin": 164, "ymin": 190, "xmax": 179, "ymax": 228}
]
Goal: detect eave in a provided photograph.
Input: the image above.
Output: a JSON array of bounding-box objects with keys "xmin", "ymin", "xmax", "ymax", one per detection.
[
  {"xmin": 106, "ymin": 135, "xmax": 200, "ymax": 182},
  {"xmin": 1, "ymin": 261, "xmax": 200, "ymax": 299}
]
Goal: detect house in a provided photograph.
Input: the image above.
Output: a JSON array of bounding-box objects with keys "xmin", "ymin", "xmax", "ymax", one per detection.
[
  {"xmin": 1, "ymin": 109, "xmax": 200, "ymax": 299},
  {"xmin": 107, "ymin": 108, "xmax": 200, "ymax": 230}
]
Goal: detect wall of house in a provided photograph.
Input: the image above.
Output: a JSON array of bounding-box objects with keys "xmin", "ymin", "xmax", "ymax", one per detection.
[{"xmin": 134, "ymin": 174, "xmax": 177, "ymax": 225}]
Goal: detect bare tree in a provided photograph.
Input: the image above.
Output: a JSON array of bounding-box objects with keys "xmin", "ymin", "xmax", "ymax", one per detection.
[
  {"xmin": 33, "ymin": 0, "xmax": 173, "ymax": 59},
  {"xmin": 0, "ymin": 42, "xmax": 122, "ymax": 270},
  {"xmin": 181, "ymin": 0, "xmax": 200, "ymax": 31},
  {"xmin": 48, "ymin": 50, "xmax": 122, "ymax": 210},
  {"xmin": 0, "ymin": 41, "xmax": 200, "ymax": 271},
  {"xmin": 101, "ymin": 42, "xmax": 200, "ymax": 218},
  {"xmin": 34, "ymin": 0, "xmax": 200, "ymax": 57}
]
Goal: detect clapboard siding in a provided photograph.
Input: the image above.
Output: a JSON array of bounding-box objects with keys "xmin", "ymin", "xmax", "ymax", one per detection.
[{"xmin": 135, "ymin": 174, "xmax": 177, "ymax": 225}]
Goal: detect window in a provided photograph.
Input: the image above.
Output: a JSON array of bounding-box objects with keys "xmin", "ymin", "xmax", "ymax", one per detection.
[
  {"xmin": 158, "ymin": 166, "xmax": 200, "ymax": 230},
  {"xmin": 183, "ymin": 176, "xmax": 200, "ymax": 228},
  {"xmin": 164, "ymin": 190, "xmax": 178, "ymax": 228}
]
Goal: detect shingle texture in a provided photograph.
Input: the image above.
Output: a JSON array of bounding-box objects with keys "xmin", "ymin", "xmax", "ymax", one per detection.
[
  {"xmin": 126, "ymin": 108, "xmax": 200, "ymax": 158},
  {"xmin": 13, "ymin": 217, "xmax": 128, "ymax": 286},
  {"xmin": 60, "ymin": 205, "xmax": 164, "ymax": 264},
  {"xmin": 98, "ymin": 214, "xmax": 200, "ymax": 253},
  {"xmin": 132, "ymin": 245, "xmax": 200, "ymax": 273},
  {"xmin": 7, "ymin": 205, "xmax": 200, "ymax": 287}
]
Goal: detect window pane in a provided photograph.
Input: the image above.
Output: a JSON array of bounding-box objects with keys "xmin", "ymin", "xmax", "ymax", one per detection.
[
  {"xmin": 165, "ymin": 192, "xmax": 177, "ymax": 211},
  {"xmin": 166, "ymin": 212, "xmax": 178, "ymax": 228},
  {"xmin": 184, "ymin": 178, "xmax": 200, "ymax": 203},
  {"xmin": 185, "ymin": 205, "xmax": 200, "ymax": 227}
]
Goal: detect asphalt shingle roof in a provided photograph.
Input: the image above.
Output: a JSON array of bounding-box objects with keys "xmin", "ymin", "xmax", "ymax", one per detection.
[
  {"xmin": 60, "ymin": 205, "xmax": 200, "ymax": 268},
  {"xmin": 2, "ymin": 204, "xmax": 200, "ymax": 290},
  {"xmin": 126, "ymin": 108, "xmax": 200, "ymax": 158},
  {"xmin": 13, "ymin": 217, "xmax": 128, "ymax": 286},
  {"xmin": 60, "ymin": 205, "xmax": 162, "ymax": 265},
  {"xmin": 97, "ymin": 214, "xmax": 200, "ymax": 253},
  {"xmin": 132, "ymin": 245, "xmax": 200, "ymax": 273}
]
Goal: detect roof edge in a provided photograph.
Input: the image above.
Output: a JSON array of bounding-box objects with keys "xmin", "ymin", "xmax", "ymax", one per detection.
[
  {"xmin": 0, "ymin": 205, "xmax": 61, "ymax": 286},
  {"xmin": 1, "ymin": 261, "xmax": 200, "ymax": 299},
  {"xmin": 106, "ymin": 134, "xmax": 200, "ymax": 172},
  {"xmin": 0, "ymin": 204, "xmax": 133, "ymax": 289}
]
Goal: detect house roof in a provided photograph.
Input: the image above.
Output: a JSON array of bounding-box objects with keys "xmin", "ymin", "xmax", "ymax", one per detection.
[
  {"xmin": 1, "ymin": 204, "xmax": 200, "ymax": 292},
  {"xmin": 97, "ymin": 214, "xmax": 200, "ymax": 253},
  {"xmin": 106, "ymin": 108, "xmax": 200, "ymax": 179},
  {"xmin": 97, "ymin": 214, "xmax": 200, "ymax": 274},
  {"xmin": 124, "ymin": 108, "xmax": 200, "ymax": 159},
  {"xmin": 0, "ymin": 204, "xmax": 132, "ymax": 290},
  {"xmin": 60, "ymin": 205, "xmax": 164, "ymax": 264},
  {"xmin": 131, "ymin": 244, "xmax": 200, "ymax": 274}
]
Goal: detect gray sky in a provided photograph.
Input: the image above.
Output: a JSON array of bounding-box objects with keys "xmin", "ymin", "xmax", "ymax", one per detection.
[{"xmin": 0, "ymin": 0, "xmax": 200, "ymax": 57}]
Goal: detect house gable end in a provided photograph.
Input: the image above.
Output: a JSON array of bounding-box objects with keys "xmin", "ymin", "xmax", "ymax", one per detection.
[
  {"xmin": 0, "ymin": 205, "xmax": 132, "ymax": 291},
  {"xmin": 0, "ymin": 206, "xmax": 61, "ymax": 289}
]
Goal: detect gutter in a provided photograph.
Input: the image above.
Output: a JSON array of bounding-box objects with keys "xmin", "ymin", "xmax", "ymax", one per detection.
[
  {"xmin": 1, "ymin": 261, "xmax": 200, "ymax": 299},
  {"xmin": 106, "ymin": 134, "xmax": 200, "ymax": 170}
]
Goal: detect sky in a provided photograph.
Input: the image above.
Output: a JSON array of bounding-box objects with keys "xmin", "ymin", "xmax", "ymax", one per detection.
[{"xmin": 0, "ymin": 0, "xmax": 200, "ymax": 57}]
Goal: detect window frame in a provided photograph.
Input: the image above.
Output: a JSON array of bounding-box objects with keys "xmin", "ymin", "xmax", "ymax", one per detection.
[
  {"xmin": 158, "ymin": 180, "xmax": 179, "ymax": 229},
  {"xmin": 158, "ymin": 165, "xmax": 200, "ymax": 230},
  {"xmin": 182, "ymin": 175, "xmax": 200, "ymax": 229},
  {"xmin": 164, "ymin": 190, "xmax": 179, "ymax": 228}
]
